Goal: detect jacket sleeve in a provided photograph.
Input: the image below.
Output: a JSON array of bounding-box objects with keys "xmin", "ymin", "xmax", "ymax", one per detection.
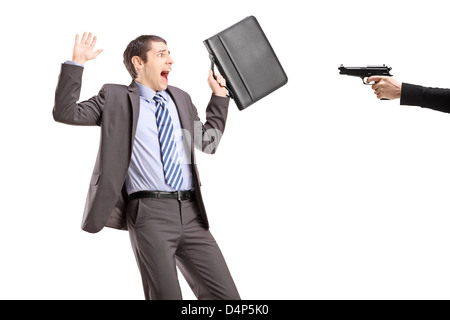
[
  {"xmin": 400, "ymin": 82, "xmax": 450, "ymax": 114},
  {"xmin": 53, "ymin": 63, "xmax": 106, "ymax": 126},
  {"xmin": 192, "ymin": 94, "xmax": 230, "ymax": 154}
]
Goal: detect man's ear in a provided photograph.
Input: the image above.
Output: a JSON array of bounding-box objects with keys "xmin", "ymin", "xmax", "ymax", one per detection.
[{"xmin": 131, "ymin": 56, "xmax": 143, "ymax": 72}]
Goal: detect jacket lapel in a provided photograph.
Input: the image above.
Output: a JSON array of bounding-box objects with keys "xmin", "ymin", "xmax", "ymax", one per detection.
[
  {"xmin": 166, "ymin": 86, "xmax": 196, "ymax": 166},
  {"xmin": 128, "ymin": 83, "xmax": 192, "ymax": 139},
  {"xmin": 167, "ymin": 86, "xmax": 192, "ymax": 134}
]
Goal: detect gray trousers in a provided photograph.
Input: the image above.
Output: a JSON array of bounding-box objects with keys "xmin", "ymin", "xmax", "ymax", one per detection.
[{"xmin": 126, "ymin": 196, "xmax": 240, "ymax": 300}]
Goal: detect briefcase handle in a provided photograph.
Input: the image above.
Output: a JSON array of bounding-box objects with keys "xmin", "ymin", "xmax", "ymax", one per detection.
[{"xmin": 209, "ymin": 55, "xmax": 234, "ymax": 99}]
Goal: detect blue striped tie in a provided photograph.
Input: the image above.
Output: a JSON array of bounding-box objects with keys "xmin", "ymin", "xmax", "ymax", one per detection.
[{"xmin": 154, "ymin": 93, "xmax": 184, "ymax": 191}]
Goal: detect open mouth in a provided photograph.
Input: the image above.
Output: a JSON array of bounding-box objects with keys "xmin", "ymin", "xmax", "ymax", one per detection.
[{"xmin": 161, "ymin": 69, "xmax": 170, "ymax": 83}]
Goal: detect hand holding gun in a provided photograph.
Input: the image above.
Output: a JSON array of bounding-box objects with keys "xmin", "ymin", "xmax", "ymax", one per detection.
[
  {"xmin": 367, "ymin": 76, "xmax": 402, "ymax": 100},
  {"xmin": 339, "ymin": 65, "xmax": 401, "ymax": 100}
]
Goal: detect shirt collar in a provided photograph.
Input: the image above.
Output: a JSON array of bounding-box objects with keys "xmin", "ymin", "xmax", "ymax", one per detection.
[{"xmin": 134, "ymin": 81, "xmax": 168, "ymax": 103}]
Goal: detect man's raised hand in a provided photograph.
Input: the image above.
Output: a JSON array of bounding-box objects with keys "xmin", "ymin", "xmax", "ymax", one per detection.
[{"xmin": 72, "ymin": 32, "xmax": 103, "ymax": 65}]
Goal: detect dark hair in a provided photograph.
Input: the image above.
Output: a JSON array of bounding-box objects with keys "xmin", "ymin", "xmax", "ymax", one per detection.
[{"xmin": 123, "ymin": 35, "xmax": 167, "ymax": 79}]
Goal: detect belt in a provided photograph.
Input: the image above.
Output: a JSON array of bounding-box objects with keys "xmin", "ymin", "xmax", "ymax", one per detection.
[{"xmin": 129, "ymin": 190, "xmax": 194, "ymax": 201}]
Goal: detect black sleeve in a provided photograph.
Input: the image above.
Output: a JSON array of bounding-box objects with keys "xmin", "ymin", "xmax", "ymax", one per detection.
[{"xmin": 400, "ymin": 82, "xmax": 450, "ymax": 114}]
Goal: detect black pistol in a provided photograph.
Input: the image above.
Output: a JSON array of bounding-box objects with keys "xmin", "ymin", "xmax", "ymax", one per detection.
[{"xmin": 339, "ymin": 64, "xmax": 393, "ymax": 85}]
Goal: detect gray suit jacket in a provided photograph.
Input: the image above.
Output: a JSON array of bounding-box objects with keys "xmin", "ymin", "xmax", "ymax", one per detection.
[{"xmin": 53, "ymin": 63, "xmax": 230, "ymax": 233}]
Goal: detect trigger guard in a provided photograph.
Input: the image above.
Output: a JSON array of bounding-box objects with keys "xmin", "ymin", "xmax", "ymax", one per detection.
[{"xmin": 363, "ymin": 77, "xmax": 374, "ymax": 85}]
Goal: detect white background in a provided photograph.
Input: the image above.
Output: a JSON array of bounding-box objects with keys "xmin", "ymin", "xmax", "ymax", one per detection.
[{"xmin": 2, "ymin": 0, "xmax": 450, "ymax": 300}]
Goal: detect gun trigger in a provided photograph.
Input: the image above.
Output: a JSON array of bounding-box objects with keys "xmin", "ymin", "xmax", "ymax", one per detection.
[{"xmin": 363, "ymin": 77, "xmax": 374, "ymax": 85}]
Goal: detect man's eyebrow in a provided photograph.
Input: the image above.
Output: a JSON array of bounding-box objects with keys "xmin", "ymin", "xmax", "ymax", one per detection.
[{"xmin": 157, "ymin": 49, "xmax": 170, "ymax": 54}]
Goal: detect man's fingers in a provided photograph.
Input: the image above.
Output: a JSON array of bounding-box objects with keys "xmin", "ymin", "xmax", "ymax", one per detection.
[
  {"xmin": 73, "ymin": 32, "xmax": 102, "ymax": 64},
  {"xmin": 75, "ymin": 32, "xmax": 98, "ymax": 47},
  {"xmin": 208, "ymin": 69, "xmax": 225, "ymax": 85},
  {"xmin": 80, "ymin": 32, "xmax": 87, "ymax": 44},
  {"xmin": 208, "ymin": 69, "xmax": 215, "ymax": 82},
  {"xmin": 367, "ymin": 76, "xmax": 382, "ymax": 84},
  {"xmin": 90, "ymin": 35, "xmax": 97, "ymax": 48},
  {"xmin": 85, "ymin": 32, "xmax": 93, "ymax": 45},
  {"xmin": 216, "ymin": 74, "xmax": 226, "ymax": 87},
  {"xmin": 93, "ymin": 49, "xmax": 104, "ymax": 58}
]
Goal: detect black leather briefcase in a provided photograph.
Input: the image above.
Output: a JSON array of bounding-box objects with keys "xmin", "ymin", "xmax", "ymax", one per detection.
[{"xmin": 204, "ymin": 16, "xmax": 288, "ymax": 111}]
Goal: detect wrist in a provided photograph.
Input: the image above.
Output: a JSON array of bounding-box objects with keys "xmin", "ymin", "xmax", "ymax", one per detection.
[
  {"xmin": 72, "ymin": 56, "xmax": 86, "ymax": 65},
  {"xmin": 394, "ymin": 82, "xmax": 402, "ymax": 100},
  {"xmin": 213, "ymin": 89, "xmax": 228, "ymax": 98},
  {"xmin": 213, "ymin": 93, "xmax": 227, "ymax": 98}
]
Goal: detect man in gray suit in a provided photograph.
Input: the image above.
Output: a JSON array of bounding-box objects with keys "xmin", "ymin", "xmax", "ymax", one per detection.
[{"xmin": 53, "ymin": 32, "xmax": 240, "ymax": 300}]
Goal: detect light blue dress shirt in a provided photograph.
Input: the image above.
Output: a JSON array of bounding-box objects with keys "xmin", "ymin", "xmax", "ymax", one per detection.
[
  {"xmin": 63, "ymin": 61, "xmax": 193, "ymax": 193},
  {"xmin": 126, "ymin": 81, "xmax": 193, "ymax": 193}
]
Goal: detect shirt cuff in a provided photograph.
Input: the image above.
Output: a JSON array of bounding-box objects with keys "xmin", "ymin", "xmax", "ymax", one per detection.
[{"xmin": 64, "ymin": 60, "xmax": 84, "ymax": 67}]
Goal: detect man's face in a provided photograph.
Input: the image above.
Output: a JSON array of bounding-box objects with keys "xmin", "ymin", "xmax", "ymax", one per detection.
[{"xmin": 139, "ymin": 41, "xmax": 174, "ymax": 92}]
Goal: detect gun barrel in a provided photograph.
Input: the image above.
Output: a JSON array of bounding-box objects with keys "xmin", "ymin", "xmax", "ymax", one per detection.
[{"xmin": 339, "ymin": 64, "xmax": 393, "ymax": 77}]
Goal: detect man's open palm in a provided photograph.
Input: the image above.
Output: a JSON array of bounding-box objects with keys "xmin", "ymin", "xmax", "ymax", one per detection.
[{"xmin": 72, "ymin": 32, "xmax": 103, "ymax": 65}]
